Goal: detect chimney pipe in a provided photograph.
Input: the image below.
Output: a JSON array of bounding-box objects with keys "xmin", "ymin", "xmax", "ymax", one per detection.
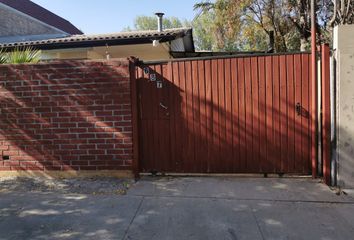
[{"xmin": 155, "ymin": 12, "xmax": 164, "ymax": 32}]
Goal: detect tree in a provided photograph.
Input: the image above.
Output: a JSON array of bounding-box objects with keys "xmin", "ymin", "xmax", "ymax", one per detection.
[
  {"xmin": 194, "ymin": 0, "xmax": 242, "ymax": 51},
  {"xmin": 194, "ymin": 0, "xmax": 293, "ymax": 52},
  {"xmin": 244, "ymin": 0, "xmax": 294, "ymax": 51},
  {"xmin": 330, "ymin": 0, "xmax": 354, "ymax": 25},
  {"xmin": 123, "ymin": 15, "xmax": 217, "ymax": 51},
  {"xmin": 123, "ymin": 15, "xmax": 185, "ymax": 31},
  {"xmin": 239, "ymin": 19, "xmax": 269, "ymax": 51},
  {"xmin": 0, "ymin": 47, "xmax": 40, "ymax": 64},
  {"xmin": 183, "ymin": 12, "xmax": 216, "ymax": 51},
  {"xmin": 194, "ymin": 0, "xmax": 333, "ymax": 52}
]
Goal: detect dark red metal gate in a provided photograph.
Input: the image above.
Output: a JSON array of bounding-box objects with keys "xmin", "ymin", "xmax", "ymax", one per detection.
[{"xmin": 136, "ymin": 53, "xmax": 313, "ymax": 174}]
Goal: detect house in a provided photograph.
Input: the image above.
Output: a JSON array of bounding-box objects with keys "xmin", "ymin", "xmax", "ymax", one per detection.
[
  {"xmin": 0, "ymin": 0, "xmax": 195, "ymax": 61},
  {"xmin": 0, "ymin": 0, "xmax": 82, "ymax": 43},
  {"xmin": 0, "ymin": 28, "xmax": 195, "ymax": 61}
]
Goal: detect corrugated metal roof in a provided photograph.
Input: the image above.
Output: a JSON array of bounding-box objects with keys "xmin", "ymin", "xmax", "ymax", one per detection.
[{"xmin": 0, "ymin": 28, "xmax": 192, "ymax": 48}]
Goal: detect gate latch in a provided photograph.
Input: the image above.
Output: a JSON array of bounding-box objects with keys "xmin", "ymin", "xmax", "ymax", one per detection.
[{"xmin": 296, "ymin": 102, "xmax": 301, "ymax": 116}]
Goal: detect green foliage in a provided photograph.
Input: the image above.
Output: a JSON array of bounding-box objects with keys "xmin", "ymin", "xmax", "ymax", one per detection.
[
  {"xmin": 212, "ymin": 0, "xmax": 242, "ymax": 51},
  {"xmin": 194, "ymin": 0, "xmax": 253, "ymax": 51},
  {"xmin": 190, "ymin": 12, "xmax": 216, "ymax": 51},
  {"xmin": 123, "ymin": 15, "xmax": 217, "ymax": 51},
  {"xmin": 285, "ymin": 30, "xmax": 302, "ymax": 51},
  {"xmin": 123, "ymin": 16, "xmax": 185, "ymax": 31},
  {"xmin": 0, "ymin": 47, "xmax": 40, "ymax": 64},
  {"xmin": 0, "ymin": 49, "xmax": 6, "ymax": 64},
  {"xmin": 194, "ymin": 0, "xmax": 333, "ymax": 52},
  {"xmin": 193, "ymin": 1, "xmax": 215, "ymax": 12},
  {"xmin": 239, "ymin": 22, "xmax": 268, "ymax": 51},
  {"xmin": 124, "ymin": 0, "xmax": 335, "ymax": 53}
]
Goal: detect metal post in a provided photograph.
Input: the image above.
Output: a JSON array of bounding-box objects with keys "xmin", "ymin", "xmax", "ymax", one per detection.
[
  {"xmin": 330, "ymin": 51, "xmax": 337, "ymax": 186},
  {"xmin": 321, "ymin": 44, "xmax": 331, "ymax": 185},
  {"xmin": 311, "ymin": 0, "xmax": 318, "ymax": 178}
]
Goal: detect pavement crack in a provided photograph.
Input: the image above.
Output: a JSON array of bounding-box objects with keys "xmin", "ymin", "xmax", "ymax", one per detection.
[
  {"xmin": 228, "ymin": 228, "xmax": 238, "ymax": 240},
  {"xmin": 122, "ymin": 196, "xmax": 144, "ymax": 240},
  {"xmin": 249, "ymin": 206, "xmax": 265, "ymax": 240}
]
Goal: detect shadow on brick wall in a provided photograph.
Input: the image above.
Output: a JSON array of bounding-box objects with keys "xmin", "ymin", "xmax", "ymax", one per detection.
[{"xmin": 0, "ymin": 60, "xmax": 133, "ymax": 172}]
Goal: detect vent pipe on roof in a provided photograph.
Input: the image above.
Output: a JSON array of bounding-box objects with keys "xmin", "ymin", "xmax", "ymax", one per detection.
[{"xmin": 155, "ymin": 13, "xmax": 164, "ymax": 32}]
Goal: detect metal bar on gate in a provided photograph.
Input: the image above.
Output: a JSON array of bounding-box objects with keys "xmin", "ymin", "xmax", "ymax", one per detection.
[
  {"xmin": 310, "ymin": 0, "xmax": 318, "ymax": 178},
  {"xmin": 129, "ymin": 57, "xmax": 140, "ymax": 178},
  {"xmin": 321, "ymin": 44, "xmax": 331, "ymax": 185}
]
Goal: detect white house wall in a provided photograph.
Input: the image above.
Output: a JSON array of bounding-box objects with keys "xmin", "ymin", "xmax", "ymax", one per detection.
[{"xmin": 334, "ymin": 25, "xmax": 354, "ymax": 188}]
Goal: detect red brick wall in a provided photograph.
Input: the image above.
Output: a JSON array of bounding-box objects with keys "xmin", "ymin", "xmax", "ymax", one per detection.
[{"xmin": 0, "ymin": 60, "xmax": 133, "ymax": 171}]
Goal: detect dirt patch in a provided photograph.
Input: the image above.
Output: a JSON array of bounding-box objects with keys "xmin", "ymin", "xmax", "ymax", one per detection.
[{"xmin": 0, "ymin": 177, "xmax": 133, "ymax": 195}]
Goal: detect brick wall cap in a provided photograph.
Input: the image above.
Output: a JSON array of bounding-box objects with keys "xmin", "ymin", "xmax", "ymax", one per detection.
[{"xmin": 0, "ymin": 58, "xmax": 130, "ymax": 69}]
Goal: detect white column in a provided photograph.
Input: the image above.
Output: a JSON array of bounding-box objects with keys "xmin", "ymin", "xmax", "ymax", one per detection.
[{"xmin": 334, "ymin": 25, "xmax": 354, "ymax": 188}]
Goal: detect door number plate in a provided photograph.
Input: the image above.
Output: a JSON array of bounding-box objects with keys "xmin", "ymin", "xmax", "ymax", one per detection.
[
  {"xmin": 143, "ymin": 67, "xmax": 150, "ymax": 75},
  {"xmin": 150, "ymin": 74, "xmax": 156, "ymax": 82}
]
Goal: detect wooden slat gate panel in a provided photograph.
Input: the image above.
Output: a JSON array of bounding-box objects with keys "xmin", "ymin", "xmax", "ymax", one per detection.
[{"xmin": 136, "ymin": 53, "xmax": 313, "ymax": 174}]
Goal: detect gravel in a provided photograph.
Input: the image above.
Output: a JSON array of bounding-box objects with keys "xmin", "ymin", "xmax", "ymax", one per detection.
[{"xmin": 0, "ymin": 177, "xmax": 133, "ymax": 195}]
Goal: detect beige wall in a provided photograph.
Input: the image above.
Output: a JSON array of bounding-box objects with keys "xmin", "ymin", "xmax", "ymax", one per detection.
[
  {"xmin": 334, "ymin": 25, "xmax": 354, "ymax": 188},
  {"xmin": 41, "ymin": 43, "xmax": 172, "ymax": 61}
]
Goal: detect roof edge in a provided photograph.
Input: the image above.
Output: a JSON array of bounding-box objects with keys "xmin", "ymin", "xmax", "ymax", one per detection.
[{"xmin": 0, "ymin": 28, "xmax": 194, "ymax": 50}]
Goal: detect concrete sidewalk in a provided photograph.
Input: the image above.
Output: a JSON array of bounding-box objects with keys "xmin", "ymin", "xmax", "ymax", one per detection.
[{"xmin": 1, "ymin": 177, "xmax": 354, "ymax": 240}]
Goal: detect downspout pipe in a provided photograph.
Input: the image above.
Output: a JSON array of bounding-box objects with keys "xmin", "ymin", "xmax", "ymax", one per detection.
[{"xmin": 311, "ymin": 0, "xmax": 318, "ymax": 178}]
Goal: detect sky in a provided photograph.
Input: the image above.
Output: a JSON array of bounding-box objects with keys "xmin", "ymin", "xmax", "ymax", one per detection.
[{"xmin": 31, "ymin": 0, "xmax": 199, "ymax": 34}]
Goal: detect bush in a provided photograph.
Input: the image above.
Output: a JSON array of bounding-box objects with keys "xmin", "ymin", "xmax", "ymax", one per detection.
[{"xmin": 0, "ymin": 47, "xmax": 40, "ymax": 64}]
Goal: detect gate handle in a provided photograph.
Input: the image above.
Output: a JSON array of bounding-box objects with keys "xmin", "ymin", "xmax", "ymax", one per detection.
[
  {"xmin": 159, "ymin": 102, "xmax": 168, "ymax": 110},
  {"xmin": 296, "ymin": 102, "xmax": 301, "ymax": 116}
]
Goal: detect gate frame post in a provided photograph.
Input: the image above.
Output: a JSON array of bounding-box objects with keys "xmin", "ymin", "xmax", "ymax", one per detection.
[
  {"xmin": 310, "ymin": 0, "xmax": 317, "ymax": 178},
  {"xmin": 128, "ymin": 57, "xmax": 140, "ymax": 179},
  {"xmin": 311, "ymin": 49, "xmax": 318, "ymax": 178},
  {"xmin": 311, "ymin": 18, "xmax": 318, "ymax": 178},
  {"xmin": 321, "ymin": 44, "xmax": 331, "ymax": 185}
]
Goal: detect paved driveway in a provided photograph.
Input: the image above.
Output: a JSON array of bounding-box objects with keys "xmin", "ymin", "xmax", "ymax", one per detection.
[{"xmin": 1, "ymin": 177, "xmax": 354, "ymax": 240}]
